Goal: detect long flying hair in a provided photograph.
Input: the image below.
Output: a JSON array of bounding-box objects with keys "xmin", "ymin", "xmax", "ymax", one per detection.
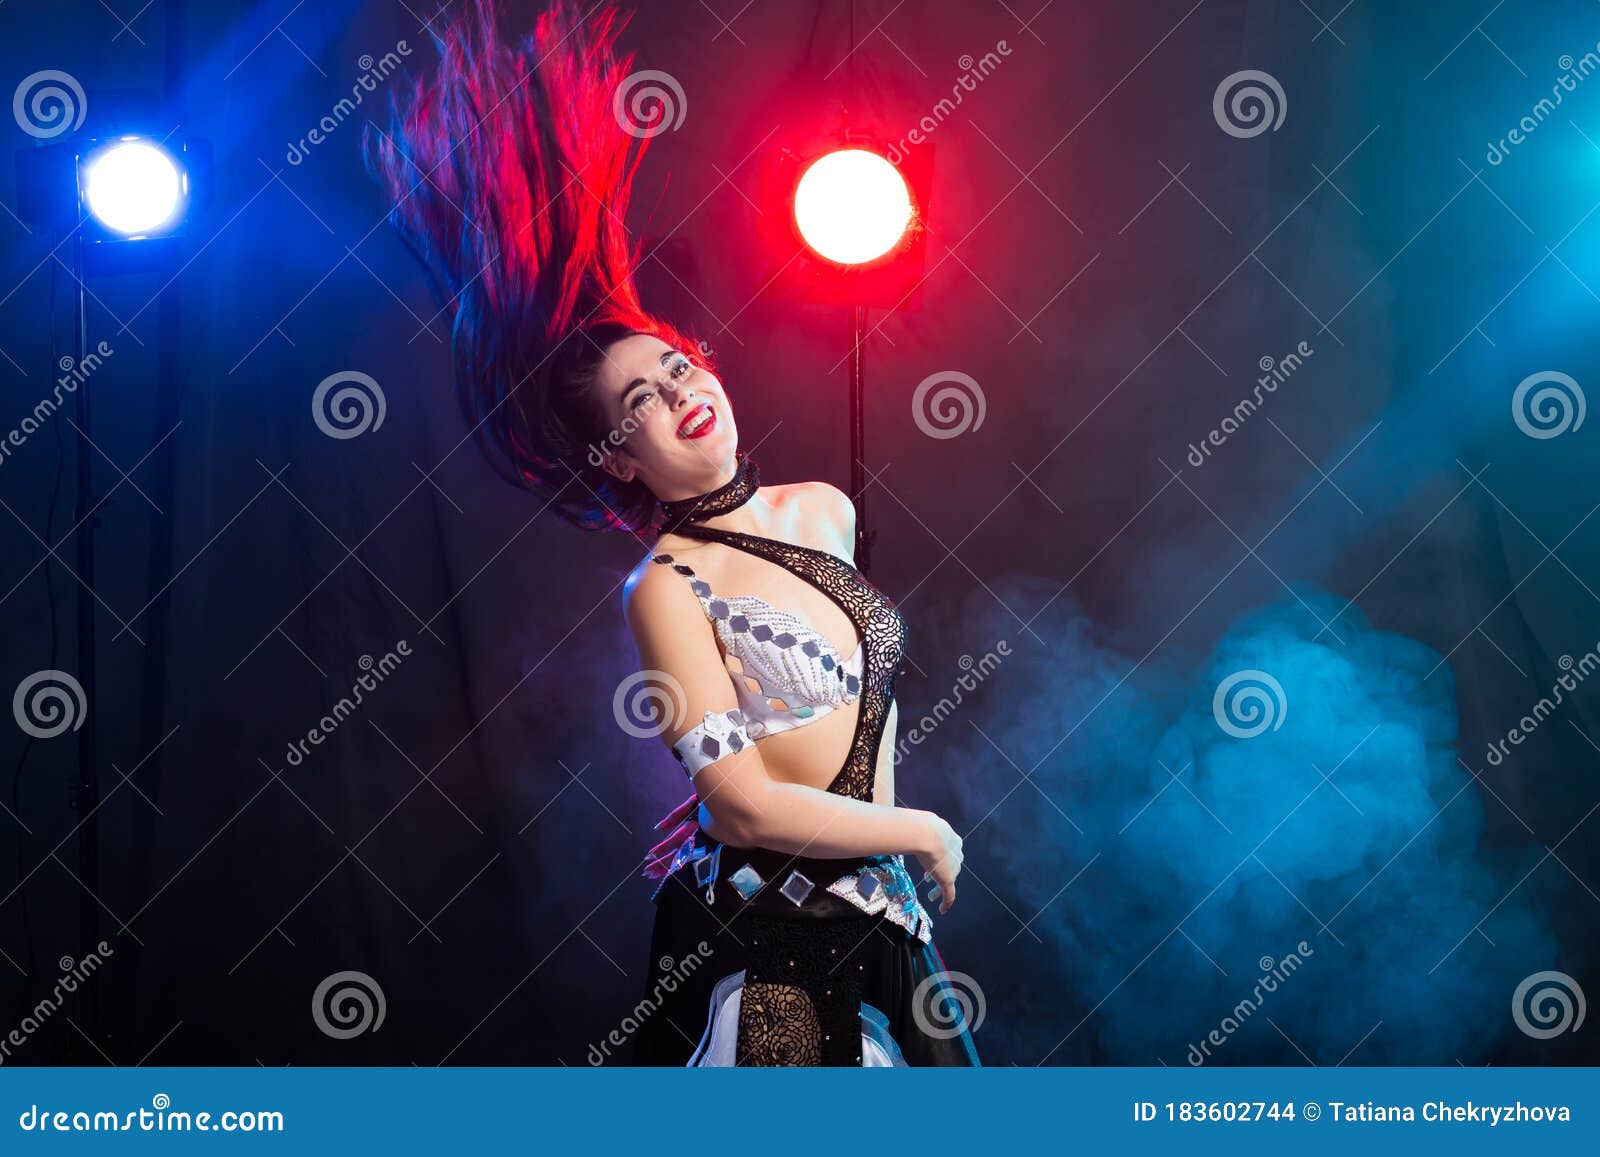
[{"xmin": 366, "ymin": 0, "xmax": 698, "ymax": 532}]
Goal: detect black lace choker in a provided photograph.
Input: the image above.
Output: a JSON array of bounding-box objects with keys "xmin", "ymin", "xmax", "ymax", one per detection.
[{"xmin": 658, "ymin": 452, "xmax": 760, "ymax": 533}]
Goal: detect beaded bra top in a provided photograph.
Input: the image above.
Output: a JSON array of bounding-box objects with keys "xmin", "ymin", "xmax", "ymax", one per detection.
[{"xmin": 651, "ymin": 454, "xmax": 907, "ymax": 802}]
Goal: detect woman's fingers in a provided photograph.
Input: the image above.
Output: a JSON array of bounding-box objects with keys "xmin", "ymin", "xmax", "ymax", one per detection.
[
  {"xmin": 924, "ymin": 854, "xmax": 962, "ymax": 914},
  {"xmin": 645, "ymin": 822, "xmax": 691, "ymax": 862},
  {"xmin": 642, "ymin": 814, "xmax": 701, "ymax": 879},
  {"xmin": 642, "ymin": 849, "xmax": 680, "ymax": 878},
  {"xmin": 644, "ymin": 838, "xmax": 674, "ymax": 865},
  {"xmin": 654, "ymin": 793, "xmax": 698, "ymax": 830}
]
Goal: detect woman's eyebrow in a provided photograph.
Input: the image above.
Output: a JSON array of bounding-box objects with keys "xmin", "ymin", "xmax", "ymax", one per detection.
[{"xmin": 620, "ymin": 353, "xmax": 678, "ymax": 401}]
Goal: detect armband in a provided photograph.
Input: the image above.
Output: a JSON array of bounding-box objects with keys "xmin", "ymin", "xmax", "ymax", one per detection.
[{"xmin": 671, "ymin": 708, "xmax": 752, "ymax": 780}]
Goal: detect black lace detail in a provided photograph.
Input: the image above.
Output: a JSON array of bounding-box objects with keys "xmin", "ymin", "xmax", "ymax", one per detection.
[
  {"xmin": 666, "ymin": 525, "xmax": 906, "ymax": 801},
  {"xmin": 738, "ymin": 915, "xmax": 872, "ymax": 1066},
  {"xmin": 737, "ymin": 981, "xmax": 821, "ymax": 1066},
  {"xmin": 657, "ymin": 451, "xmax": 760, "ymax": 534}
]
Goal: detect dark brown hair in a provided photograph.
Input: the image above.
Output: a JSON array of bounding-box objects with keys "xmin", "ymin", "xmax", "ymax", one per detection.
[{"xmin": 365, "ymin": 0, "xmax": 701, "ymax": 531}]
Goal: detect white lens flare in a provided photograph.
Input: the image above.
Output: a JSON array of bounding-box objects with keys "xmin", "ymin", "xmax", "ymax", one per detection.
[
  {"xmin": 794, "ymin": 149, "xmax": 913, "ymax": 265},
  {"xmin": 83, "ymin": 140, "xmax": 185, "ymax": 236}
]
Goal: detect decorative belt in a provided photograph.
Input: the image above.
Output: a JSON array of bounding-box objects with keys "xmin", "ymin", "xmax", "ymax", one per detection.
[{"xmin": 653, "ymin": 834, "xmax": 934, "ymax": 945}]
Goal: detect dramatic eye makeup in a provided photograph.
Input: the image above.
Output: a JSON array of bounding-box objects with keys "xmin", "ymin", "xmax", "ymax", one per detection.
[{"xmin": 622, "ymin": 350, "xmax": 693, "ymax": 411}]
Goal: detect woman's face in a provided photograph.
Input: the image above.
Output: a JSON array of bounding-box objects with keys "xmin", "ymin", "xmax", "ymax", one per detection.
[{"xmin": 593, "ymin": 333, "xmax": 738, "ymax": 498}]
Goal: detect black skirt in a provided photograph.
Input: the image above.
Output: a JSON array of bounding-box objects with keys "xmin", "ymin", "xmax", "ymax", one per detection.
[{"xmin": 630, "ymin": 841, "xmax": 981, "ymax": 1067}]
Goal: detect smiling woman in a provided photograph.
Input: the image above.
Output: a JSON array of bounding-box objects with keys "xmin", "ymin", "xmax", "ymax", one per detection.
[
  {"xmin": 367, "ymin": 0, "xmax": 979, "ymax": 1067},
  {"xmin": 622, "ymin": 456, "xmax": 978, "ymax": 1067},
  {"xmin": 590, "ymin": 334, "xmax": 750, "ymax": 503}
]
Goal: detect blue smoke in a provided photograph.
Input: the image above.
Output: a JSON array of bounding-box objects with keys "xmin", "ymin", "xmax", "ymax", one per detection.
[{"xmin": 944, "ymin": 581, "xmax": 1553, "ymax": 1064}]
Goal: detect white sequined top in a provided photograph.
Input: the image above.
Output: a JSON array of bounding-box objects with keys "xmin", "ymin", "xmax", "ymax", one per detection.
[{"xmin": 652, "ymin": 553, "xmax": 864, "ymax": 739}]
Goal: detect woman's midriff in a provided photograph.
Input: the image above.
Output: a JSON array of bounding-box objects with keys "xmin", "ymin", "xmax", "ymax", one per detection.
[{"xmin": 752, "ymin": 698, "xmax": 897, "ymax": 806}]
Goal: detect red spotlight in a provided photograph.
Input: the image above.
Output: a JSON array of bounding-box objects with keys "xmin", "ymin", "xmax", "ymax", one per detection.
[
  {"xmin": 753, "ymin": 138, "xmax": 933, "ymax": 572},
  {"xmin": 757, "ymin": 137, "xmax": 932, "ymax": 308},
  {"xmin": 794, "ymin": 148, "xmax": 914, "ymax": 265}
]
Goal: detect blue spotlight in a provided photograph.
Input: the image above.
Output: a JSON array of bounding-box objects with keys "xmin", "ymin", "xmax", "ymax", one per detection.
[{"xmin": 79, "ymin": 137, "xmax": 189, "ymax": 239}]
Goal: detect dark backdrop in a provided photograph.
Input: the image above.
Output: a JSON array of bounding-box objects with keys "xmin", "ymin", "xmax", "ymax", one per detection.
[{"xmin": 2, "ymin": 0, "xmax": 1598, "ymax": 1066}]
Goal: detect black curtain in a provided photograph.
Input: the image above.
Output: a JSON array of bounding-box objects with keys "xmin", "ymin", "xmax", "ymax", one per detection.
[{"xmin": 1, "ymin": 0, "xmax": 1596, "ymax": 1065}]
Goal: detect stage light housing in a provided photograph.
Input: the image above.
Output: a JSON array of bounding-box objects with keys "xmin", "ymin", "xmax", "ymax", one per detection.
[
  {"xmin": 758, "ymin": 136, "xmax": 932, "ymax": 309},
  {"xmin": 794, "ymin": 148, "xmax": 914, "ymax": 265},
  {"xmin": 79, "ymin": 136, "xmax": 190, "ymax": 241}
]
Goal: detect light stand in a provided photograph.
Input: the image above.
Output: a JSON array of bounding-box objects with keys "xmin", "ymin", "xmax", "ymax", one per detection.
[
  {"xmin": 790, "ymin": 144, "xmax": 917, "ymax": 576},
  {"xmin": 70, "ymin": 220, "xmax": 100, "ymax": 995},
  {"xmin": 13, "ymin": 131, "xmax": 203, "ymax": 1047},
  {"xmin": 849, "ymin": 302, "xmax": 872, "ymax": 573}
]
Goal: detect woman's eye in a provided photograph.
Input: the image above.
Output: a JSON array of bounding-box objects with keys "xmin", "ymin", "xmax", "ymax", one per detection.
[
  {"xmin": 668, "ymin": 354, "xmax": 692, "ymax": 380},
  {"xmin": 630, "ymin": 388, "xmax": 657, "ymax": 411}
]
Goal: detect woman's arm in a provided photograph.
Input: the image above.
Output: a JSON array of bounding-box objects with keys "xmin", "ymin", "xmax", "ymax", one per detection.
[{"xmin": 623, "ymin": 560, "xmax": 962, "ymax": 907}]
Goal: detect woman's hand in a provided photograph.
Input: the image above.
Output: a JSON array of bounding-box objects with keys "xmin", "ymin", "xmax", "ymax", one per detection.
[
  {"xmin": 642, "ymin": 792, "xmax": 699, "ymax": 879},
  {"xmin": 912, "ymin": 811, "xmax": 964, "ymax": 914}
]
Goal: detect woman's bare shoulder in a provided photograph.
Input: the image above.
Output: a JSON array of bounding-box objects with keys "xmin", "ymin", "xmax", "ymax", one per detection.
[
  {"xmin": 621, "ymin": 481, "xmax": 853, "ymax": 615},
  {"xmin": 776, "ymin": 480, "xmax": 849, "ymax": 526},
  {"xmin": 796, "ymin": 481, "xmax": 855, "ymax": 542},
  {"xmin": 620, "ymin": 535, "xmax": 725, "ymax": 618},
  {"xmin": 621, "ymin": 547, "xmax": 686, "ymax": 628}
]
